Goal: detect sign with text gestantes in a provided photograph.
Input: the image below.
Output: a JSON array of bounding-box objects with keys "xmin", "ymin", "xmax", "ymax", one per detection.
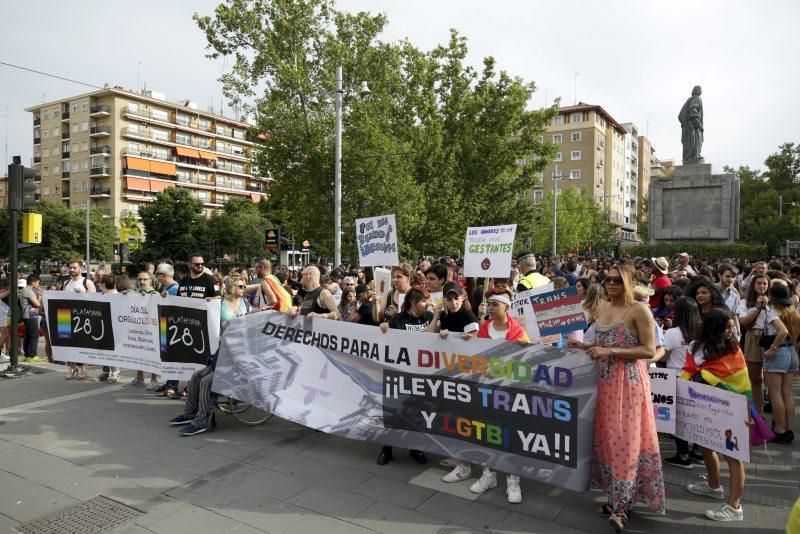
[{"xmin": 212, "ymin": 311, "xmax": 597, "ymax": 491}]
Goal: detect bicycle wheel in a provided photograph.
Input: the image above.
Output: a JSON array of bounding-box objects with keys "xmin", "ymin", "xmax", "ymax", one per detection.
[
  {"xmin": 227, "ymin": 398, "xmax": 273, "ymax": 426},
  {"xmin": 215, "ymin": 395, "xmax": 235, "ymax": 415}
]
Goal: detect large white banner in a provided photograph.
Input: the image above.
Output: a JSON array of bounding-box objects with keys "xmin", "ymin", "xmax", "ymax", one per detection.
[
  {"xmin": 43, "ymin": 291, "xmax": 220, "ymax": 380},
  {"xmin": 648, "ymin": 367, "xmax": 677, "ymax": 434},
  {"xmin": 463, "ymin": 224, "xmax": 517, "ymax": 277},
  {"xmin": 356, "ymin": 214, "xmax": 399, "ymax": 267},
  {"xmin": 213, "ymin": 311, "xmax": 598, "ymax": 492},
  {"xmin": 675, "ymin": 380, "xmax": 750, "ymax": 462}
]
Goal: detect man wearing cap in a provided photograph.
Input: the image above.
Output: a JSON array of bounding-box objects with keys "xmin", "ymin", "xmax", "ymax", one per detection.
[
  {"xmin": 649, "ymin": 257, "xmax": 672, "ymax": 309},
  {"xmin": 516, "ymin": 253, "xmax": 551, "ymax": 292},
  {"xmin": 672, "ymin": 253, "xmax": 697, "ymax": 277}
]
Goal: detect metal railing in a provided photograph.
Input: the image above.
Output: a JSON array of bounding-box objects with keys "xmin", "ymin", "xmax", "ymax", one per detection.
[
  {"xmin": 90, "ymin": 167, "xmax": 111, "ymax": 176},
  {"xmin": 90, "ymin": 146, "xmax": 112, "ymax": 155},
  {"xmin": 90, "ymin": 187, "xmax": 111, "ymax": 196},
  {"xmin": 61, "ymin": 131, "xmax": 70, "ymax": 139},
  {"xmin": 90, "ymin": 125, "xmax": 111, "ymax": 135},
  {"xmin": 62, "ymin": 171, "xmax": 70, "ymax": 179},
  {"xmin": 90, "ymin": 104, "xmax": 111, "ymax": 114}
]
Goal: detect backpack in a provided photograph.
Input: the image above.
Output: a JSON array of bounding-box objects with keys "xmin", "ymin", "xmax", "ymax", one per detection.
[{"xmin": 62, "ymin": 277, "xmax": 89, "ymax": 291}]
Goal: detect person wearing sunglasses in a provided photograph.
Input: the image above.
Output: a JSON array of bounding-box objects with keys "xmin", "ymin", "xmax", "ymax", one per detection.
[{"xmin": 178, "ymin": 253, "xmax": 218, "ymax": 300}]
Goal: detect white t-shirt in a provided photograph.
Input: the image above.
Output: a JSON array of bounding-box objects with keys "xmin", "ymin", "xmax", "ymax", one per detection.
[
  {"xmin": 487, "ymin": 322, "xmax": 507, "ymax": 340},
  {"xmin": 663, "ymin": 327, "xmax": 689, "ymax": 370},
  {"xmin": 686, "ymin": 344, "xmax": 706, "ymax": 367},
  {"xmin": 63, "ymin": 276, "xmax": 95, "ymax": 293},
  {"xmin": 738, "ymin": 305, "xmax": 778, "ymax": 333}
]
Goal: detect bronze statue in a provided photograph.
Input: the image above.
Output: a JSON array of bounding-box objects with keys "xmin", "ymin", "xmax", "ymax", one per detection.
[{"xmin": 678, "ymin": 85, "xmax": 704, "ymax": 164}]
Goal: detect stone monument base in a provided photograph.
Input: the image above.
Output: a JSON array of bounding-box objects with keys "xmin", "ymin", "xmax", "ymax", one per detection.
[{"xmin": 649, "ymin": 163, "xmax": 740, "ymax": 244}]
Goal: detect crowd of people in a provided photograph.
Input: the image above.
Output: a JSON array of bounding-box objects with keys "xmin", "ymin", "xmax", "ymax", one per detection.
[{"xmin": 2, "ymin": 250, "xmax": 799, "ymax": 530}]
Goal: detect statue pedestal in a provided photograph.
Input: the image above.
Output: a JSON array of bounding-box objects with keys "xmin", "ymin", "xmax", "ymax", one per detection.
[{"xmin": 649, "ymin": 163, "xmax": 740, "ymax": 244}]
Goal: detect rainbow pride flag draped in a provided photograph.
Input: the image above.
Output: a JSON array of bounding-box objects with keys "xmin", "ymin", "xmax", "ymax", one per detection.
[{"xmin": 679, "ymin": 347, "xmax": 752, "ymax": 400}]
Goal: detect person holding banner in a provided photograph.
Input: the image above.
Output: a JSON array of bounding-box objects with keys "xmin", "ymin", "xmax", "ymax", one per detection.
[
  {"xmin": 568, "ymin": 265, "xmax": 665, "ymax": 532},
  {"xmin": 292, "ymin": 266, "xmax": 339, "ymax": 320},
  {"xmin": 682, "ymin": 308, "xmax": 754, "ymax": 522}
]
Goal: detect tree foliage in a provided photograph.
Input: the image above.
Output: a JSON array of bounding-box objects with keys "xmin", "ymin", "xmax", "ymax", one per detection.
[
  {"xmin": 529, "ymin": 189, "xmax": 617, "ymax": 256},
  {"xmin": 194, "ymin": 0, "xmax": 556, "ymax": 261},
  {"xmin": 132, "ymin": 187, "xmax": 207, "ymax": 263}
]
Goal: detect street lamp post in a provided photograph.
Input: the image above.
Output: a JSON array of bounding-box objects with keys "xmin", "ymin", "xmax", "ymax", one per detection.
[
  {"xmin": 551, "ymin": 164, "xmax": 560, "ymax": 256},
  {"xmin": 85, "ymin": 204, "xmax": 90, "ymax": 272},
  {"xmin": 334, "ymin": 66, "xmax": 343, "ymax": 269}
]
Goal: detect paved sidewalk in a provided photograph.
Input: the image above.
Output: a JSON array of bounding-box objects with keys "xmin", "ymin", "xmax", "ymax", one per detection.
[{"xmin": 0, "ymin": 364, "xmax": 796, "ymax": 533}]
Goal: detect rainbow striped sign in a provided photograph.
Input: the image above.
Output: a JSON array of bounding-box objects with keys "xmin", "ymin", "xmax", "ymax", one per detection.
[
  {"xmin": 57, "ymin": 309, "xmax": 72, "ymax": 339},
  {"xmin": 159, "ymin": 316, "xmax": 169, "ymax": 353}
]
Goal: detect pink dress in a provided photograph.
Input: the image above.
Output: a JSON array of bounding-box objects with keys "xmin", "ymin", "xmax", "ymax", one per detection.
[{"xmin": 590, "ymin": 319, "xmax": 665, "ymax": 513}]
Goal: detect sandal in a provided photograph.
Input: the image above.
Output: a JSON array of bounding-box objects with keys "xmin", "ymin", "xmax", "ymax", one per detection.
[
  {"xmin": 65, "ymin": 367, "xmax": 78, "ymax": 380},
  {"xmin": 609, "ymin": 510, "xmax": 629, "ymax": 533},
  {"xmin": 595, "ymin": 504, "xmax": 614, "ymax": 517}
]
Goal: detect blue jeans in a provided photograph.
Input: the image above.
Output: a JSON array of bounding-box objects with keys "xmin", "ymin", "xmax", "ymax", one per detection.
[{"xmin": 22, "ymin": 317, "xmax": 39, "ymax": 357}]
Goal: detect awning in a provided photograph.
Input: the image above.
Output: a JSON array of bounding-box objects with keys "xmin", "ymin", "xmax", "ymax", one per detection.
[
  {"xmin": 150, "ymin": 161, "xmax": 177, "ymax": 176},
  {"xmin": 197, "ymin": 150, "xmax": 218, "ymax": 161},
  {"xmin": 125, "ymin": 157, "xmax": 151, "ymax": 172},
  {"xmin": 126, "ymin": 177, "xmax": 150, "ymax": 192},
  {"xmin": 149, "ymin": 180, "xmax": 174, "ymax": 193},
  {"xmin": 175, "ymin": 146, "xmax": 200, "ymax": 158}
]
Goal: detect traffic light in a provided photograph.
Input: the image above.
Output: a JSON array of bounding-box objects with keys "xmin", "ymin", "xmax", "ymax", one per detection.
[
  {"xmin": 7, "ymin": 160, "xmax": 39, "ymax": 211},
  {"xmin": 21, "ymin": 213, "xmax": 42, "ymax": 243}
]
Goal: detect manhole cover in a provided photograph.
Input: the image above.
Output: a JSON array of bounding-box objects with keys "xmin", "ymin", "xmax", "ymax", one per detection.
[{"xmin": 16, "ymin": 495, "xmax": 144, "ymax": 533}]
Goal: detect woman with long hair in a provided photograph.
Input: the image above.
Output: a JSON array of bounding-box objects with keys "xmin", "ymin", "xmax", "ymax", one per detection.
[
  {"xmin": 764, "ymin": 283, "xmax": 798, "ymax": 443},
  {"xmin": 568, "ymin": 265, "xmax": 664, "ymax": 532},
  {"xmin": 661, "ymin": 297, "xmax": 702, "ymax": 468},
  {"xmin": 653, "ymin": 286, "xmax": 683, "ymax": 329},
  {"xmin": 739, "ymin": 273, "xmax": 788, "ymax": 414},
  {"xmin": 685, "ymin": 277, "xmax": 725, "ymax": 317},
  {"xmin": 683, "ymin": 308, "xmax": 754, "ymax": 522},
  {"xmin": 582, "ymin": 284, "xmax": 606, "ymax": 327}
]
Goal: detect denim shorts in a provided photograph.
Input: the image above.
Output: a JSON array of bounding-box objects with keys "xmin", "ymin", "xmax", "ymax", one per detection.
[{"xmin": 763, "ymin": 345, "xmax": 799, "ymax": 373}]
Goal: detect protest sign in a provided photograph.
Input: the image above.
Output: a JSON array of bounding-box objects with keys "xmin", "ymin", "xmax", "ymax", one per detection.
[
  {"xmin": 374, "ymin": 267, "xmax": 392, "ymax": 297},
  {"xmin": 675, "ymin": 380, "xmax": 750, "ymax": 462},
  {"xmin": 463, "ymin": 225, "xmax": 517, "ymax": 277},
  {"xmin": 529, "ymin": 286, "xmax": 587, "ymax": 337},
  {"xmin": 356, "ymin": 214, "xmax": 399, "ymax": 267},
  {"xmin": 648, "ymin": 367, "xmax": 677, "ymax": 434},
  {"xmin": 43, "ymin": 291, "xmax": 220, "ymax": 380},
  {"xmin": 510, "ymin": 283, "xmax": 553, "ymax": 342},
  {"xmin": 213, "ymin": 311, "xmax": 597, "ymax": 492}
]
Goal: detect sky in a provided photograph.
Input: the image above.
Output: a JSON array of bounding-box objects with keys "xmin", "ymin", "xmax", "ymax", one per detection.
[{"xmin": 1, "ymin": 0, "xmax": 798, "ymax": 174}]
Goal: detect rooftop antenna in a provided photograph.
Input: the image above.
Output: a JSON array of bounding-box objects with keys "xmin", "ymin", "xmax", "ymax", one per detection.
[{"xmin": 137, "ymin": 61, "xmax": 142, "ymax": 92}]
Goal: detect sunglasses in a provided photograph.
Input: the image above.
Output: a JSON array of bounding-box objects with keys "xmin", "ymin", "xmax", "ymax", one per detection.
[{"xmin": 605, "ymin": 275, "xmax": 624, "ymax": 285}]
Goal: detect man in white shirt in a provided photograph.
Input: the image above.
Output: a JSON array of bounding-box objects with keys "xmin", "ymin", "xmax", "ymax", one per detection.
[
  {"xmin": 62, "ymin": 259, "xmax": 96, "ymax": 293},
  {"xmin": 672, "ymin": 253, "xmax": 697, "ymax": 277}
]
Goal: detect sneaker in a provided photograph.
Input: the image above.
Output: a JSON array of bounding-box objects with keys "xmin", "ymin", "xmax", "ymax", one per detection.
[
  {"xmin": 469, "ymin": 469, "xmax": 497, "ymax": 494},
  {"xmin": 687, "ymin": 481, "xmax": 725, "ymax": 500},
  {"xmin": 506, "ymin": 475, "xmax": 522, "ymax": 504},
  {"xmin": 168, "ymin": 414, "xmax": 193, "ymax": 426},
  {"xmin": 664, "ymin": 454, "xmax": 693, "ymax": 470},
  {"xmin": 689, "ymin": 450, "xmax": 705, "ymax": 464},
  {"xmin": 146, "ymin": 379, "xmax": 159, "ymax": 391},
  {"xmin": 442, "ymin": 464, "xmax": 472, "ymax": 483},
  {"xmin": 0, "ymin": 354, "xmax": 9, "ymax": 363},
  {"xmin": 439, "ymin": 458, "xmax": 458, "ymax": 469},
  {"xmin": 96, "ymin": 372, "xmax": 109, "ymax": 382},
  {"xmin": 179, "ymin": 423, "xmax": 207, "ymax": 436},
  {"xmin": 24, "ymin": 356, "xmax": 45, "ymax": 363},
  {"xmin": 123, "ymin": 378, "xmax": 145, "ymax": 387},
  {"xmin": 705, "ymin": 503, "xmax": 743, "ymax": 521}
]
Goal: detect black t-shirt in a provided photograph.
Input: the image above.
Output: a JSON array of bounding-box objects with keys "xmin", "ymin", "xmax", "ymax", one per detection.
[
  {"xmin": 439, "ymin": 308, "xmax": 479, "ymax": 333},
  {"xmin": 389, "ymin": 310, "xmax": 433, "ymax": 332},
  {"xmin": 356, "ymin": 302, "xmax": 379, "ymax": 327},
  {"xmin": 178, "ymin": 273, "xmax": 217, "ymax": 299}
]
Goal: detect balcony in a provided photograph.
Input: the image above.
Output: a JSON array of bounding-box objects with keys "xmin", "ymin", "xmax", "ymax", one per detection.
[
  {"xmin": 34, "ymin": 175, "xmax": 41, "ymax": 183},
  {"xmin": 120, "ymin": 147, "xmax": 176, "ymax": 163},
  {"xmin": 90, "ymin": 166, "xmax": 111, "ymax": 177},
  {"xmin": 90, "ymin": 187, "xmax": 111, "ymax": 197},
  {"xmin": 33, "ymin": 137, "xmax": 41, "ymax": 145},
  {"xmin": 62, "ymin": 171, "xmax": 70, "ymax": 179},
  {"xmin": 61, "ymin": 111, "xmax": 70, "ymax": 121},
  {"xmin": 90, "ymin": 125, "xmax": 111, "ymax": 136},
  {"xmin": 33, "ymin": 156, "xmax": 41, "ymax": 163},
  {"xmin": 90, "ymin": 104, "xmax": 111, "ymax": 116},
  {"xmin": 62, "ymin": 151, "xmax": 70, "ymax": 159},
  {"xmin": 90, "ymin": 145, "xmax": 112, "ymax": 156},
  {"xmin": 33, "ymin": 118, "xmax": 41, "ymax": 127},
  {"xmin": 62, "ymin": 190, "xmax": 70, "ymax": 199},
  {"xmin": 61, "ymin": 130, "xmax": 70, "ymax": 139}
]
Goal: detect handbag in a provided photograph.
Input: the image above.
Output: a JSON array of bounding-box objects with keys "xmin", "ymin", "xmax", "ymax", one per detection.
[{"xmin": 758, "ymin": 332, "xmax": 777, "ymax": 350}]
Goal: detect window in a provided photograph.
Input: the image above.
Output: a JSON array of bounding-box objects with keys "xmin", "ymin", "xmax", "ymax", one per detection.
[
  {"xmin": 175, "ymin": 132, "xmax": 190, "ymax": 145},
  {"xmin": 53, "ymin": 164, "xmax": 60, "ymax": 174},
  {"xmin": 43, "ymin": 166, "xmax": 49, "ymax": 176},
  {"xmin": 232, "ymin": 162, "xmax": 245, "ymax": 173},
  {"xmin": 198, "ymin": 138, "xmax": 211, "ymax": 149},
  {"xmin": 72, "ymin": 104, "xmax": 78, "ymax": 113},
  {"xmin": 81, "ymin": 160, "xmax": 89, "ymax": 171},
  {"xmin": 199, "ymin": 118, "xmax": 210, "ymax": 131},
  {"xmin": 571, "ymin": 150, "xmax": 581, "ymax": 160},
  {"xmin": 553, "ymin": 116, "xmax": 563, "ymax": 126},
  {"xmin": 571, "ymin": 113, "xmax": 582, "ymax": 124},
  {"xmin": 570, "ymin": 170, "xmax": 581, "ymax": 180},
  {"xmin": 72, "ymin": 123, "xmax": 79, "ymax": 133},
  {"xmin": 43, "ymin": 129, "xmax": 50, "ymax": 139},
  {"xmin": 53, "ymin": 126, "xmax": 60, "ymax": 136},
  {"xmin": 153, "ymin": 147, "xmax": 169, "ymax": 159},
  {"xmin": 54, "ymin": 110, "xmax": 59, "ymax": 118},
  {"xmin": 81, "ymin": 181, "xmax": 88, "ymax": 191},
  {"xmin": 53, "ymin": 185, "xmax": 59, "ymax": 194},
  {"xmin": 81, "ymin": 101, "xmax": 88, "ymax": 111},
  {"xmin": 81, "ymin": 121, "xmax": 88, "ymax": 132},
  {"xmin": 127, "ymin": 123, "xmax": 139, "ymax": 133},
  {"xmin": 81, "ymin": 140, "xmax": 88, "ymax": 152},
  {"xmin": 571, "ymin": 132, "xmax": 581, "ymax": 142},
  {"xmin": 72, "ymin": 182, "xmax": 79, "ymax": 192},
  {"xmin": 151, "ymin": 128, "xmax": 169, "ymax": 141},
  {"xmin": 43, "ymin": 186, "xmax": 50, "ymax": 195},
  {"xmin": 197, "ymin": 191, "xmax": 209, "ymax": 200},
  {"xmin": 176, "ymin": 114, "xmax": 189, "ymax": 126},
  {"xmin": 127, "ymin": 142, "xmax": 140, "ymax": 152},
  {"xmin": 554, "ymin": 152, "xmax": 562, "ymax": 162},
  {"xmin": 43, "ymin": 111, "xmax": 49, "ymax": 120},
  {"xmin": 552, "ymin": 134, "xmax": 562, "ymax": 143},
  {"xmin": 151, "ymin": 108, "xmax": 169, "ymax": 121},
  {"xmin": 128, "ymin": 102, "xmax": 139, "ymax": 112},
  {"xmin": 533, "ymin": 190, "xmax": 543, "ymax": 204}
]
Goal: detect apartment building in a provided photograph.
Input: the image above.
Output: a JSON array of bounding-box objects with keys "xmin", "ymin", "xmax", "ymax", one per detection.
[
  {"xmin": 529, "ymin": 103, "xmax": 628, "ymax": 236},
  {"xmin": 638, "ymin": 135, "xmax": 657, "ymax": 223},
  {"xmin": 18, "ymin": 86, "xmax": 267, "ymax": 225}
]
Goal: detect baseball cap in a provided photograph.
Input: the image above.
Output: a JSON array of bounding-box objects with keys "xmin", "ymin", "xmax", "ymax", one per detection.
[
  {"xmin": 677, "ymin": 252, "xmax": 690, "ymax": 258},
  {"xmin": 17, "ymin": 279, "xmax": 26, "ymax": 288},
  {"xmin": 442, "ymin": 281, "xmax": 462, "ymax": 297}
]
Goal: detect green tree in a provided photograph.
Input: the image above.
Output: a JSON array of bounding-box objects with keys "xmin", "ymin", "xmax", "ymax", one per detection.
[
  {"xmin": 133, "ymin": 188, "xmax": 207, "ymax": 263},
  {"xmin": 209, "ymin": 197, "xmax": 273, "ymax": 262},
  {"xmin": 530, "ymin": 189, "xmax": 616, "ymax": 255},
  {"xmin": 195, "ymin": 0, "xmax": 555, "ymax": 261},
  {"xmin": 637, "ymin": 195, "xmax": 648, "ymax": 242}
]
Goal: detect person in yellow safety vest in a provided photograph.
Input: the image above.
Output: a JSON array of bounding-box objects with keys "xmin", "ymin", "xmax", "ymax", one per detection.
[{"xmin": 515, "ymin": 252, "xmax": 550, "ymax": 292}]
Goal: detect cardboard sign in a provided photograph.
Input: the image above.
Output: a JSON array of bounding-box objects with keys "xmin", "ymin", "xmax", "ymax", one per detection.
[
  {"xmin": 648, "ymin": 367, "xmax": 677, "ymax": 434},
  {"xmin": 529, "ymin": 286, "xmax": 587, "ymax": 337},
  {"xmin": 464, "ymin": 225, "xmax": 517, "ymax": 277},
  {"xmin": 510, "ymin": 283, "xmax": 554, "ymax": 343},
  {"xmin": 356, "ymin": 214, "xmax": 399, "ymax": 267},
  {"xmin": 374, "ymin": 267, "xmax": 392, "ymax": 297}
]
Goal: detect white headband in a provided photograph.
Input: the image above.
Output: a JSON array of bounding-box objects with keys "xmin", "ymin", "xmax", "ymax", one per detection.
[{"xmin": 487, "ymin": 294, "xmax": 512, "ymax": 307}]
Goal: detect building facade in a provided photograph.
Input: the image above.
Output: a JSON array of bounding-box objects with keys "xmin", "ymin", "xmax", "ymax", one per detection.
[{"xmin": 12, "ymin": 87, "xmax": 267, "ymax": 225}]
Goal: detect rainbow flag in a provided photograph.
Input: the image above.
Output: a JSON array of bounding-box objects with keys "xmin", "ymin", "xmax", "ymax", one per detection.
[
  {"xmin": 679, "ymin": 347, "xmax": 752, "ymax": 400},
  {"xmin": 57, "ymin": 309, "xmax": 72, "ymax": 338}
]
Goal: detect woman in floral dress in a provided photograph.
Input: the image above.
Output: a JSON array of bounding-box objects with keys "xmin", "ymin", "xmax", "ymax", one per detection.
[{"xmin": 570, "ymin": 264, "xmax": 665, "ymax": 532}]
